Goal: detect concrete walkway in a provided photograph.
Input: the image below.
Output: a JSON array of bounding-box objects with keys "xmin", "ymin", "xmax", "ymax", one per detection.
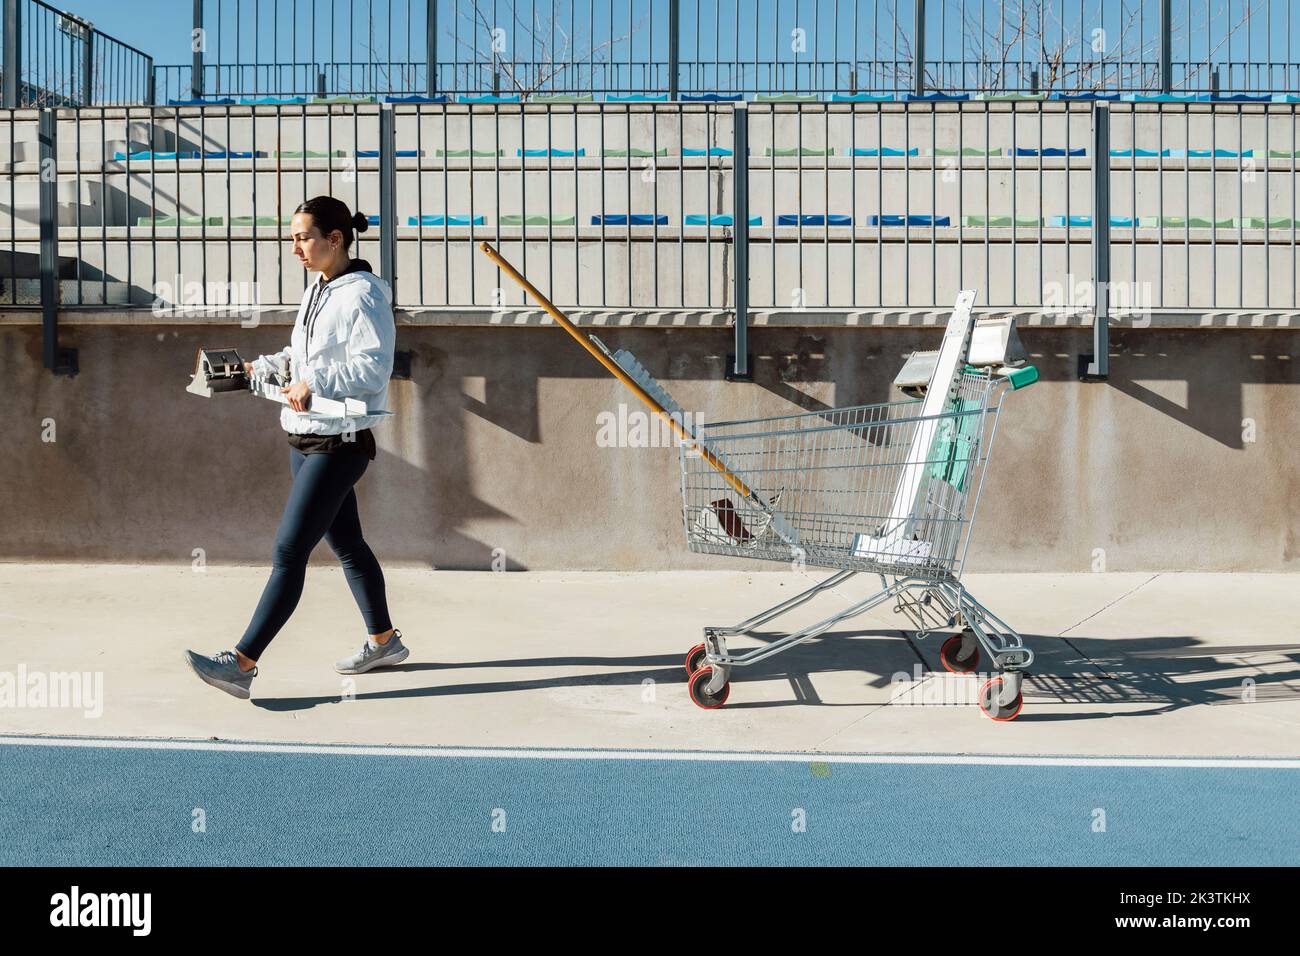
[{"xmin": 1, "ymin": 565, "xmax": 1297, "ymax": 757}]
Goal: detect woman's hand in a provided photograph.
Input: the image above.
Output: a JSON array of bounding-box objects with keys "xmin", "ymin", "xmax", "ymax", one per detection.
[
  {"xmin": 281, "ymin": 380, "xmax": 312, "ymax": 412},
  {"xmin": 243, "ymin": 361, "xmax": 255, "ymax": 377}
]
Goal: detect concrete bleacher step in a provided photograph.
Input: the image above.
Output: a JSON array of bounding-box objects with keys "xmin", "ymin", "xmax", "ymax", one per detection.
[{"xmin": 0, "ymin": 278, "xmax": 132, "ymax": 306}]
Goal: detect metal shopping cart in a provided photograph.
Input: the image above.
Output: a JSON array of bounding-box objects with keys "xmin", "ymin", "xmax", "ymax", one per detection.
[
  {"xmin": 477, "ymin": 241, "xmax": 1039, "ymax": 721},
  {"xmin": 680, "ymin": 361, "xmax": 1039, "ymax": 720}
]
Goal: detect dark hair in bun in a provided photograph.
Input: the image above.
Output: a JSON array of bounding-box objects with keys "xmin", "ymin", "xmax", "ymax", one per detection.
[{"xmin": 294, "ymin": 195, "xmax": 367, "ymax": 249}]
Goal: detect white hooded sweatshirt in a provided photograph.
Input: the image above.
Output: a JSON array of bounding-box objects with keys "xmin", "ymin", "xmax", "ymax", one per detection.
[{"xmin": 250, "ymin": 260, "xmax": 396, "ymax": 435}]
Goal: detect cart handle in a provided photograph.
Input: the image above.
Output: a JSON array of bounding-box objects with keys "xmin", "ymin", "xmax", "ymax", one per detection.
[
  {"xmin": 1001, "ymin": 365, "xmax": 1039, "ymax": 390},
  {"xmin": 477, "ymin": 241, "xmax": 758, "ymax": 502}
]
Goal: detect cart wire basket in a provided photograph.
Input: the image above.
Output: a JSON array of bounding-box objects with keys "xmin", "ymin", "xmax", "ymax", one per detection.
[{"xmin": 680, "ymin": 364, "xmax": 1039, "ymax": 720}]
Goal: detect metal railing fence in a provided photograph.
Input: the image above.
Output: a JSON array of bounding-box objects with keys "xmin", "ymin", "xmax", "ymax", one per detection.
[
  {"xmin": 2, "ymin": 99, "xmax": 1298, "ymax": 321},
  {"xmin": 2, "ymin": 0, "xmax": 153, "ymax": 108},
  {"xmin": 156, "ymin": 0, "xmax": 1300, "ymax": 101}
]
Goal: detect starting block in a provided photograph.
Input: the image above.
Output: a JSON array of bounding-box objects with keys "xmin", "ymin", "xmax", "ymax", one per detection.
[{"xmin": 185, "ymin": 346, "xmax": 392, "ymax": 419}]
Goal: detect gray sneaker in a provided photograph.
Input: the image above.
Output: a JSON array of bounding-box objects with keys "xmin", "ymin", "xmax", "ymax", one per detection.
[
  {"xmin": 185, "ymin": 649, "xmax": 257, "ymax": 700},
  {"xmin": 335, "ymin": 628, "xmax": 409, "ymax": 675}
]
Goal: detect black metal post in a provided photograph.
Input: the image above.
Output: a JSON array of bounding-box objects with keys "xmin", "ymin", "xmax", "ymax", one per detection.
[
  {"xmin": 1159, "ymin": 0, "xmax": 1172, "ymax": 93},
  {"xmin": 379, "ymin": 106, "xmax": 398, "ymax": 303},
  {"xmin": 39, "ymin": 110, "xmax": 76, "ymax": 375},
  {"xmin": 82, "ymin": 30, "xmax": 94, "ymax": 107},
  {"xmin": 191, "ymin": 0, "xmax": 204, "ymax": 97},
  {"xmin": 728, "ymin": 103, "xmax": 751, "ymax": 381},
  {"xmin": 668, "ymin": 0, "xmax": 680, "ymax": 99},
  {"xmin": 1081, "ymin": 102, "xmax": 1110, "ymax": 381},
  {"xmin": 426, "ymin": 0, "xmax": 437, "ymax": 98},
  {"xmin": 3, "ymin": 0, "xmax": 20, "ymax": 108},
  {"xmin": 913, "ymin": 0, "xmax": 926, "ymax": 96}
]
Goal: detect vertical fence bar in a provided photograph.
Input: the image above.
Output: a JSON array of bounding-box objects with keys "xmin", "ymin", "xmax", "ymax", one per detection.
[
  {"xmin": 82, "ymin": 27, "xmax": 93, "ymax": 106},
  {"xmin": 3, "ymin": 0, "xmax": 20, "ymax": 107},
  {"xmin": 39, "ymin": 108, "xmax": 56, "ymax": 363},
  {"xmin": 191, "ymin": 0, "xmax": 204, "ymax": 96},
  {"xmin": 1083, "ymin": 100, "xmax": 1109, "ymax": 381},
  {"xmin": 730, "ymin": 100, "xmax": 750, "ymax": 380},
  {"xmin": 434, "ymin": 0, "xmax": 444, "ymax": 97},
  {"xmin": 1159, "ymin": 0, "xmax": 1172, "ymax": 93},
  {"xmin": 379, "ymin": 103, "xmax": 397, "ymax": 302},
  {"xmin": 38, "ymin": 107, "xmax": 74, "ymax": 372},
  {"xmin": 668, "ymin": 0, "xmax": 679, "ymax": 100},
  {"xmin": 912, "ymin": 0, "xmax": 925, "ymax": 96}
]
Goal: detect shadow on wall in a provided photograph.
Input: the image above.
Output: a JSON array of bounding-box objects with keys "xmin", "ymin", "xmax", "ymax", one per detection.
[
  {"xmin": 4, "ymin": 321, "xmax": 1296, "ymax": 568},
  {"xmin": 733, "ymin": 325, "xmax": 1295, "ymax": 451}
]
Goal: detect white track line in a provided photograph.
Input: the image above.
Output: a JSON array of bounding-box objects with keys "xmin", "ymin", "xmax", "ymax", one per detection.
[{"xmin": 1, "ymin": 734, "xmax": 1298, "ymax": 769}]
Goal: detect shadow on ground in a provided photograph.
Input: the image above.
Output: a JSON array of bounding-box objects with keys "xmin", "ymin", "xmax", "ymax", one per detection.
[{"xmin": 251, "ymin": 629, "xmax": 1300, "ymax": 721}]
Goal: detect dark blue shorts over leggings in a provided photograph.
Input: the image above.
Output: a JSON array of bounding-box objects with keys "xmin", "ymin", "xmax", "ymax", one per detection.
[{"xmin": 236, "ymin": 447, "xmax": 392, "ymax": 660}]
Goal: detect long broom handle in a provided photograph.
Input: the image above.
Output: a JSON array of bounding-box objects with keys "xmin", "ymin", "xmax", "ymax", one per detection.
[{"xmin": 478, "ymin": 241, "xmax": 756, "ymax": 501}]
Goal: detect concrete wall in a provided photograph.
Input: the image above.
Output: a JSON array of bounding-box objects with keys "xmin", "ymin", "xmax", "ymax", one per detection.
[{"xmin": 1, "ymin": 317, "xmax": 1297, "ymax": 572}]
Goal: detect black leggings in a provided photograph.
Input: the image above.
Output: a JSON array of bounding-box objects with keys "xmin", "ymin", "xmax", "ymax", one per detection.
[{"xmin": 236, "ymin": 447, "xmax": 392, "ymax": 661}]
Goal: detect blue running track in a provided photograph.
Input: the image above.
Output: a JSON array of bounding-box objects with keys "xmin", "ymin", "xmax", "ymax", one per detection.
[{"xmin": 1, "ymin": 738, "xmax": 1296, "ymax": 866}]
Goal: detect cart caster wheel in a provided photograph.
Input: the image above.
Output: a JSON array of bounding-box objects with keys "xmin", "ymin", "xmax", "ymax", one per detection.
[
  {"xmin": 939, "ymin": 632, "xmax": 980, "ymax": 674},
  {"xmin": 978, "ymin": 676, "xmax": 1023, "ymax": 721},
  {"xmin": 688, "ymin": 667, "xmax": 730, "ymax": 710},
  {"xmin": 685, "ymin": 642, "xmax": 709, "ymax": 677}
]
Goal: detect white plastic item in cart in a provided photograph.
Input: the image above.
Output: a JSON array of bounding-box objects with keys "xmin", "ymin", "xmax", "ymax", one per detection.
[{"xmin": 852, "ymin": 289, "xmax": 976, "ymax": 560}]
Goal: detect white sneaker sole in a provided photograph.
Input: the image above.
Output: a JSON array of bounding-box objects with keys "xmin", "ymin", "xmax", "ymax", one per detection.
[
  {"xmin": 185, "ymin": 653, "xmax": 252, "ymax": 700},
  {"xmin": 335, "ymin": 644, "xmax": 410, "ymax": 675}
]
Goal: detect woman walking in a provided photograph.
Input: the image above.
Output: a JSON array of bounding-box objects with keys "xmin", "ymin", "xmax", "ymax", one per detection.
[{"xmin": 185, "ymin": 196, "xmax": 407, "ymax": 699}]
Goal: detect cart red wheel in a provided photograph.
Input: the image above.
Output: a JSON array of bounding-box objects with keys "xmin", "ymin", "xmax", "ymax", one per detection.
[
  {"xmin": 978, "ymin": 676, "xmax": 1023, "ymax": 722},
  {"xmin": 939, "ymin": 633, "xmax": 980, "ymax": 674},
  {"xmin": 688, "ymin": 666, "xmax": 730, "ymax": 710},
  {"xmin": 685, "ymin": 642, "xmax": 709, "ymax": 676}
]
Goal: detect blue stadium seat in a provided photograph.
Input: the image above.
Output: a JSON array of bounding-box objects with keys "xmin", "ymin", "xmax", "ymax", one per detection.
[
  {"xmin": 517, "ymin": 148, "xmax": 586, "ymax": 157},
  {"xmin": 382, "ymin": 94, "xmax": 449, "ymax": 103},
  {"xmin": 407, "ymin": 215, "xmax": 484, "ymax": 226},
  {"xmin": 684, "ymin": 214, "xmax": 763, "ymax": 226},
  {"xmin": 592, "ymin": 214, "xmax": 668, "ymax": 225},
  {"xmin": 777, "ymin": 214, "xmax": 852, "ymax": 226},
  {"xmin": 867, "ymin": 214, "xmax": 952, "ymax": 226},
  {"xmin": 852, "ymin": 147, "xmax": 919, "ymax": 157},
  {"xmin": 1015, "ymin": 147, "xmax": 1086, "ymax": 157},
  {"xmin": 113, "ymin": 150, "xmax": 268, "ymax": 160}
]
